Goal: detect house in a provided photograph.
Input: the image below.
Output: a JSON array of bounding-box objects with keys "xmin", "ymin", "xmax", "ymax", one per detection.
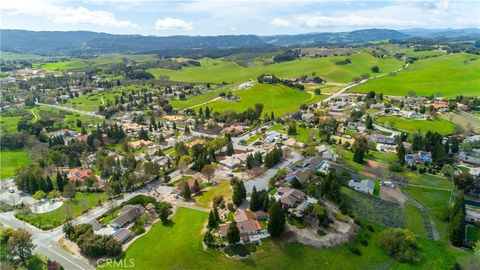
[
  {"xmin": 128, "ymin": 140, "xmax": 154, "ymax": 150},
  {"xmin": 316, "ymin": 160, "xmax": 331, "ymax": 174},
  {"xmin": 348, "ymin": 179, "xmax": 375, "ymax": 195},
  {"xmin": 405, "ymin": 151, "xmax": 432, "ymax": 164},
  {"xmin": 219, "ymin": 152, "xmax": 250, "ymax": 169},
  {"xmin": 175, "ymin": 177, "xmax": 202, "ymax": 194},
  {"xmin": 112, "ymin": 228, "xmax": 132, "ymax": 243},
  {"xmin": 264, "ymin": 131, "xmax": 281, "ymax": 144},
  {"xmin": 316, "ymin": 145, "xmax": 336, "ymax": 160},
  {"xmin": 432, "ymin": 101, "xmax": 448, "ymax": 109},
  {"xmin": 460, "ymin": 152, "xmax": 480, "ymax": 166},
  {"xmin": 301, "ymin": 113, "xmax": 315, "ymax": 122},
  {"xmin": 223, "ymin": 125, "xmax": 247, "ymax": 134},
  {"xmin": 275, "ymin": 187, "xmax": 306, "ymax": 209},
  {"xmin": 284, "ymin": 138, "xmax": 305, "ymax": 148},
  {"xmin": 110, "ymin": 204, "xmax": 145, "ymax": 229},
  {"xmin": 233, "ymin": 209, "xmax": 257, "ymax": 222},
  {"xmin": 347, "ymin": 122, "xmax": 357, "ymax": 130},
  {"xmin": 67, "ymin": 168, "xmax": 93, "ymax": 182},
  {"xmin": 376, "ymin": 136, "xmax": 396, "ymax": 145}
]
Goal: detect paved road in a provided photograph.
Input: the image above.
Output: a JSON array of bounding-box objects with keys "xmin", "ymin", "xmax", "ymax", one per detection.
[
  {"xmin": 37, "ymin": 103, "xmax": 105, "ymax": 119},
  {"xmin": 372, "ymin": 123, "xmax": 401, "ymax": 136},
  {"xmin": 244, "ymin": 151, "xmax": 302, "ymax": 193},
  {"xmin": 319, "ymin": 62, "xmax": 410, "ymax": 105}
]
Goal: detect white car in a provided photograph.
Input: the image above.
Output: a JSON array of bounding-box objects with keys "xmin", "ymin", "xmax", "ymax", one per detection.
[{"xmin": 8, "ymin": 188, "xmax": 15, "ymax": 193}]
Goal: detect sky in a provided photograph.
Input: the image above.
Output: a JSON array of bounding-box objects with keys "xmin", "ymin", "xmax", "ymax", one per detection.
[{"xmin": 0, "ymin": 0, "xmax": 479, "ymax": 36}]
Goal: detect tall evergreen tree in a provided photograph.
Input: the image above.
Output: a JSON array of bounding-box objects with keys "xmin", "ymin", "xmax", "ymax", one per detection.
[
  {"xmin": 249, "ymin": 186, "xmax": 261, "ymax": 211},
  {"xmin": 267, "ymin": 200, "xmax": 285, "ymax": 237},
  {"xmin": 227, "ymin": 221, "xmax": 240, "ymax": 245},
  {"xmin": 207, "ymin": 210, "xmax": 218, "ymax": 229},
  {"xmin": 226, "ymin": 141, "xmax": 234, "ymax": 156},
  {"xmin": 397, "ymin": 140, "xmax": 406, "ymax": 166},
  {"xmin": 449, "ymin": 194, "xmax": 465, "ymax": 247}
]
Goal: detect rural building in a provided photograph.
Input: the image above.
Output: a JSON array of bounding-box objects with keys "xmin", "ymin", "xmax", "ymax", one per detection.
[{"xmin": 348, "ymin": 179, "xmax": 375, "ymax": 195}]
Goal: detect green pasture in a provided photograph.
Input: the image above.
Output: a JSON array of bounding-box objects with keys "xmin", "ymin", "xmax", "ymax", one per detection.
[
  {"xmin": 200, "ymin": 84, "xmax": 324, "ymax": 117},
  {"xmin": 352, "ymin": 53, "xmax": 480, "ymax": 97},
  {"xmin": 148, "ymin": 53, "xmax": 403, "ymax": 84},
  {"xmin": 375, "ymin": 115, "xmax": 455, "ymax": 135}
]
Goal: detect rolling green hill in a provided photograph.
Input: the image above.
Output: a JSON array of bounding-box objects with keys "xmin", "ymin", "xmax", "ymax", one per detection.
[
  {"xmin": 197, "ymin": 83, "xmax": 324, "ymax": 117},
  {"xmin": 148, "ymin": 53, "xmax": 403, "ymax": 84},
  {"xmin": 351, "ymin": 53, "xmax": 480, "ymax": 97}
]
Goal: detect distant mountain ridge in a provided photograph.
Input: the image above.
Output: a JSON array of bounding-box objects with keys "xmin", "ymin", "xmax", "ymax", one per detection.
[{"xmin": 1, "ymin": 28, "xmax": 478, "ymax": 56}]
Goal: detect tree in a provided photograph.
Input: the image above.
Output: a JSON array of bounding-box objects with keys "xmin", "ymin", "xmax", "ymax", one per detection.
[
  {"xmin": 397, "ymin": 140, "xmax": 406, "ymax": 166},
  {"xmin": 62, "ymin": 183, "xmax": 76, "ymax": 199},
  {"xmin": 371, "ymin": 65, "xmax": 380, "ymax": 73},
  {"xmin": 352, "ymin": 135, "xmax": 368, "ymax": 164},
  {"xmin": 365, "ymin": 114, "xmax": 373, "ymax": 130},
  {"xmin": 7, "ymin": 229, "xmax": 35, "ymax": 264},
  {"xmin": 267, "ymin": 200, "xmax": 285, "ymax": 237},
  {"xmin": 157, "ymin": 202, "xmax": 173, "ymax": 224},
  {"xmin": 180, "ymin": 182, "xmax": 191, "ymax": 200},
  {"xmin": 379, "ymin": 228, "xmax": 420, "ymax": 262},
  {"xmin": 226, "ymin": 141, "xmax": 234, "ymax": 156},
  {"xmin": 33, "ymin": 190, "xmax": 46, "ymax": 200},
  {"xmin": 449, "ymin": 194, "xmax": 465, "ymax": 247},
  {"xmin": 227, "ymin": 221, "xmax": 240, "ymax": 245},
  {"xmin": 207, "ymin": 210, "xmax": 218, "ymax": 229},
  {"xmin": 201, "ymin": 165, "xmax": 215, "ymax": 183},
  {"xmin": 203, "ymin": 230, "xmax": 214, "ymax": 246},
  {"xmin": 314, "ymin": 88, "xmax": 321, "ymax": 95},
  {"xmin": 288, "ymin": 122, "xmax": 297, "ymax": 135},
  {"xmin": 249, "ymin": 186, "xmax": 262, "ymax": 211},
  {"xmin": 213, "ymin": 206, "xmax": 221, "ymax": 221}
]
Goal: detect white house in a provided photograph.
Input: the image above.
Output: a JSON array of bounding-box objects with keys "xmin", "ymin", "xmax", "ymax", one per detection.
[{"xmin": 348, "ymin": 179, "xmax": 375, "ymax": 195}]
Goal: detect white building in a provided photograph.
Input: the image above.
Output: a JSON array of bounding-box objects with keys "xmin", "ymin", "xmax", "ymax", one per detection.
[{"xmin": 348, "ymin": 179, "xmax": 375, "ymax": 195}]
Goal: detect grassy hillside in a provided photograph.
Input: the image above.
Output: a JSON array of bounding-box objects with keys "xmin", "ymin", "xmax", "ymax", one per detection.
[
  {"xmin": 375, "ymin": 115, "xmax": 456, "ymax": 135},
  {"xmin": 199, "ymin": 84, "xmax": 324, "ymax": 117},
  {"xmin": 351, "ymin": 53, "xmax": 480, "ymax": 97},
  {"xmin": 0, "ymin": 150, "xmax": 30, "ymax": 179},
  {"xmin": 148, "ymin": 53, "xmax": 403, "ymax": 84}
]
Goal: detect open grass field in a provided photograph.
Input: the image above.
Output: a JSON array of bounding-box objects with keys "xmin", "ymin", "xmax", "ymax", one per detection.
[
  {"xmin": 0, "ymin": 115, "xmax": 21, "ymax": 132},
  {"xmin": 0, "ymin": 150, "xmax": 31, "ymax": 179},
  {"xmin": 404, "ymin": 203, "xmax": 428, "ymax": 238},
  {"xmin": 352, "ymin": 53, "xmax": 480, "ymax": 97},
  {"xmin": 200, "ymin": 84, "xmax": 324, "ymax": 117},
  {"xmin": 375, "ymin": 115, "xmax": 455, "ymax": 135},
  {"xmin": 148, "ymin": 53, "xmax": 404, "ymax": 84},
  {"xmin": 170, "ymin": 85, "xmax": 234, "ymax": 110},
  {"xmin": 195, "ymin": 180, "xmax": 232, "ymax": 208},
  {"xmin": 15, "ymin": 192, "xmax": 107, "ymax": 230},
  {"xmin": 100, "ymin": 207, "xmax": 467, "ymax": 270}
]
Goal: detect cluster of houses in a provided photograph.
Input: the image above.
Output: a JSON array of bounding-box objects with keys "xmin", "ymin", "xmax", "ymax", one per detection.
[{"xmin": 219, "ymin": 209, "xmax": 269, "ymax": 244}]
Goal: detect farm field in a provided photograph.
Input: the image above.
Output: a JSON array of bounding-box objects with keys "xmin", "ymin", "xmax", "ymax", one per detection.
[
  {"xmin": 100, "ymin": 207, "xmax": 466, "ymax": 270},
  {"xmin": 375, "ymin": 115, "xmax": 455, "ymax": 135},
  {"xmin": 0, "ymin": 150, "xmax": 31, "ymax": 179},
  {"xmin": 199, "ymin": 84, "xmax": 324, "ymax": 117},
  {"xmin": 148, "ymin": 53, "xmax": 404, "ymax": 84},
  {"xmin": 351, "ymin": 53, "xmax": 480, "ymax": 97},
  {"xmin": 15, "ymin": 192, "xmax": 108, "ymax": 230}
]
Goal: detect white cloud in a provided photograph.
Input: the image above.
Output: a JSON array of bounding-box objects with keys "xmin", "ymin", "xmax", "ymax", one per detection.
[
  {"xmin": 270, "ymin": 18, "xmax": 293, "ymax": 28},
  {"xmin": 155, "ymin": 17, "xmax": 193, "ymax": 31},
  {"xmin": 230, "ymin": 27, "xmax": 237, "ymax": 31},
  {"xmin": 296, "ymin": 14, "xmax": 419, "ymax": 28},
  {"xmin": 0, "ymin": 0, "xmax": 136, "ymax": 28}
]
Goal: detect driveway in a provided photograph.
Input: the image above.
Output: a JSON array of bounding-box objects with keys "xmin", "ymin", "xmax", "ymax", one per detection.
[{"xmin": 244, "ymin": 151, "xmax": 302, "ymax": 193}]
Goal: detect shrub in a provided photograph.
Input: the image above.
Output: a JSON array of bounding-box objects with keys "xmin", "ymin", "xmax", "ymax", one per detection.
[
  {"xmin": 349, "ymin": 245, "xmax": 362, "ymax": 256},
  {"xmin": 389, "ymin": 162, "xmax": 403, "ymax": 172},
  {"xmin": 379, "ymin": 228, "xmax": 420, "ymax": 262},
  {"xmin": 317, "ymin": 229, "xmax": 326, "ymax": 236},
  {"xmin": 360, "ymin": 239, "xmax": 369, "ymax": 246},
  {"xmin": 367, "ymin": 225, "xmax": 375, "ymax": 232}
]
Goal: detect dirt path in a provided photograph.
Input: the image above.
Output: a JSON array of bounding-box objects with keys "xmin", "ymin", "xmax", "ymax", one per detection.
[{"xmin": 186, "ymin": 97, "xmax": 222, "ymax": 110}]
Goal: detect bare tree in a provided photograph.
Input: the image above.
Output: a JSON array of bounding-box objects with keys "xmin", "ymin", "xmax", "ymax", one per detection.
[{"xmin": 201, "ymin": 165, "xmax": 215, "ymax": 183}]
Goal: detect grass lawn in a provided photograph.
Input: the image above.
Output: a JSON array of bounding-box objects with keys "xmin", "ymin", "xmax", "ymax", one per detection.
[
  {"xmin": 369, "ymin": 151, "xmax": 397, "ymax": 164},
  {"xmin": 403, "ymin": 186, "xmax": 451, "ymax": 241},
  {"xmin": 0, "ymin": 150, "xmax": 31, "ymax": 179},
  {"xmin": 375, "ymin": 115, "xmax": 455, "ymax": 135},
  {"xmin": 466, "ymin": 225, "xmax": 480, "ymax": 243},
  {"xmin": 170, "ymin": 86, "xmax": 232, "ymax": 110},
  {"xmin": 195, "ymin": 181, "xmax": 232, "ymax": 208},
  {"xmin": 15, "ymin": 192, "xmax": 108, "ymax": 230},
  {"xmin": 100, "ymin": 207, "xmax": 466, "ymax": 270},
  {"xmin": 440, "ymin": 111, "xmax": 480, "ymax": 133},
  {"xmin": 246, "ymin": 133, "xmax": 263, "ymax": 144},
  {"xmin": 0, "ymin": 115, "xmax": 22, "ymax": 132},
  {"xmin": 292, "ymin": 126, "xmax": 317, "ymax": 144},
  {"xmin": 404, "ymin": 203, "xmax": 428, "ymax": 238},
  {"xmin": 351, "ymin": 53, "xmax": 480, "ymax": 97},
  {"xmin": 100, "ymin": 208, "xmax": 121, "ymax": 225},
  {"xmin": 148, "ymin": 53, "xmax": 403, "ymax": 84},
  {"xmin": 201, "ymin": 84, "xmax": 324, "ymax": 117}
]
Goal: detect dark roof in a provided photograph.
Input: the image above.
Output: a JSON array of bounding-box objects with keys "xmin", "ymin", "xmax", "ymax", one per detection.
[
  {"xmin": 112, "ymin": 228, "xmax": 132, "ymax": 243},
  {"xmin": 110, "ymin": 204, "xmax": 145, "ymax": 228}
]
